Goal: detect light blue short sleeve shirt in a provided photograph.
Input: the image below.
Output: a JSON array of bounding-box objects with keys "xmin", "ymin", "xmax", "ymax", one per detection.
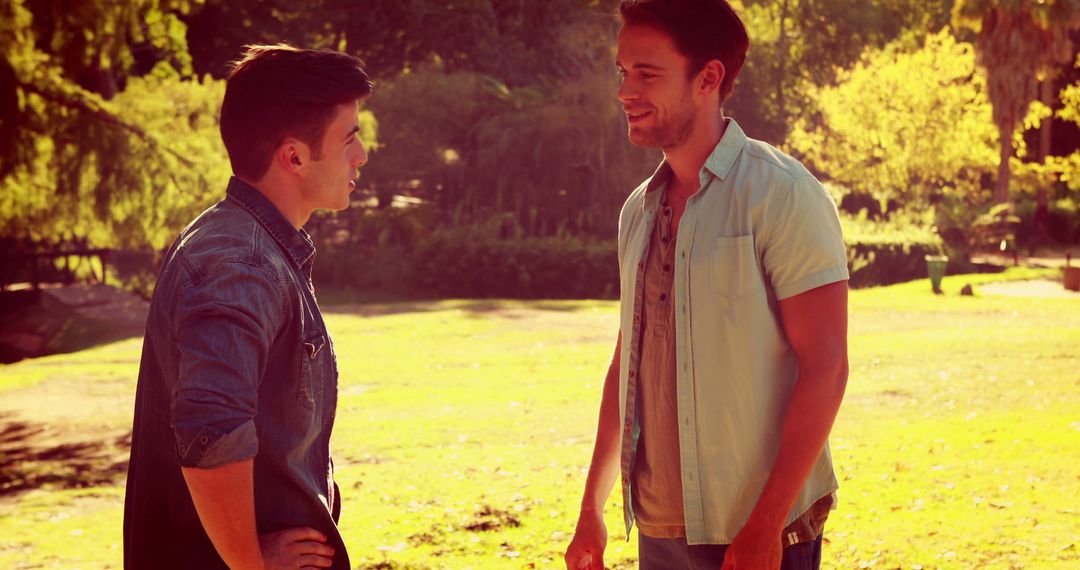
[{"xmin": 616, "ymin": 119, "xmax": 849, "ymax": 544}]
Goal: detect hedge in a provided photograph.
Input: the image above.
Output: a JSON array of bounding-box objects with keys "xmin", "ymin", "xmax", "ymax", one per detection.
[{"xmin": 312, "ymin": 215, "xmax": 946, "ymax": 297}]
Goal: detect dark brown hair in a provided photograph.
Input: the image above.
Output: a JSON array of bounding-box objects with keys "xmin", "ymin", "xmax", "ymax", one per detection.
[
  {"xmin": 220, "ymin": 44, "xmax": 373, "ymax": 181},
  {"xmin": 619, "ymin": 0, "xmax": 749, "ymax": 103}
]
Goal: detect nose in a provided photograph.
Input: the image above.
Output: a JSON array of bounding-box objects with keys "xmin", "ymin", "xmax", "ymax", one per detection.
[
  {"xmin": 353, "ymin": 140, "xmax": 368, "ymax": 168},
  {"xmin": 617, "ymin": 77, "xmax": 638, "ymax": 105}
]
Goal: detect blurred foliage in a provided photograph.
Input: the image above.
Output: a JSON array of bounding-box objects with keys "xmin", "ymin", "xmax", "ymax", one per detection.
[
  {"xmin": 840, "ymin": 210, "xmax": 949, "ymax": 287},
  {"xmin": 729, "ymin": 0, "xmax": 957, "ymax": 143},
  {"xmin": 952, "ymin": 0, "xmax": 1080, "ymax": 203},
  {"xmin": 789, "ymin": 31, "xmax": 998, "ymax": 240},
  {"xmin": 791, "ymin": 27, "xmax": 1080, "ymax": 260},
  {"xmin": 2, "ymin": 0, "xmax": 1079, "ymax": 296},
  {"xmin": 0, "ymin": 0, "xmax": 219, "ymax": 250}
]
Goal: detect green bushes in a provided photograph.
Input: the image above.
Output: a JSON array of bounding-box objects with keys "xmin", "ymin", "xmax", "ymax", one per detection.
[
  {"xmin": 315, "ymin": 228, "xmax": 618, "ymax": 299},
  {"xmin": 313, "ymin": 212, "xmax": 950, "ymax": 298},
  {"xmin": 410, "ymin": 229, "xmax": 618, "ymax": 299},
  {"xmin": 841, "ymin": 212, "xmax": 946, "ymax": 288}
]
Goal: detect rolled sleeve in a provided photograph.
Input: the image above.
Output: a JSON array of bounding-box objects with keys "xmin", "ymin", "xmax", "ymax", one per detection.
[
  {"xmin": 763, "ymin": 175, "xmax": 849, "ymax": 300},
  {"xmin": 172, "ymin": 260, "xmax": 286, "ymax": 469}
]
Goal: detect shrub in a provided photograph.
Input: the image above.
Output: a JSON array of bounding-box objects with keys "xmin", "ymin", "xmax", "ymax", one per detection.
[
  {"xmin": 410, "ymin": 227, "xmax": 618, "ymax": 299},
  {"xmin": 841, "ymin": 211, "xmax": 947, "ymax": 288}
]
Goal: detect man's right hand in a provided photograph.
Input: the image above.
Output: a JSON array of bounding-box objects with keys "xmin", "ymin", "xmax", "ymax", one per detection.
[
  {"xmin": 564, "ymin": 509, "xmax": 608, "ymax": 570},
  {"xmin": 259, "ymin": 527, "xmax": 335, "ymax": 569}
]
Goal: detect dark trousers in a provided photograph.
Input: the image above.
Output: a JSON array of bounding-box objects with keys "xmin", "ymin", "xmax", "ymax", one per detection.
[{"xmin": 638, "ymin": 533, "xmax": 822, "ymax": 570}]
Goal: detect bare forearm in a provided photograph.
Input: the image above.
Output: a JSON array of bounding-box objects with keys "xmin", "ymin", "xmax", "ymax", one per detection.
[
  {"xmin": 579, "ymin": 338, "xmax": 623, "ymax": 512},
  {"xmin": 746, "ymin": 360, "xmax": 847, "ymax": 531},
  {"xmin": 182, "ymin": 460, "xmax": 263, "ymax": 570},
  {"xmin": 740, "ymin": 281, "xmax": 850, "ymax": 533}
]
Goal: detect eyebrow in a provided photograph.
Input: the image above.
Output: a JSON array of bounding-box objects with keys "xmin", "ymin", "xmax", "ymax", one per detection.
[{"xmin": 616, "ymin": 62, "xmax": 666, "ymax": 72}]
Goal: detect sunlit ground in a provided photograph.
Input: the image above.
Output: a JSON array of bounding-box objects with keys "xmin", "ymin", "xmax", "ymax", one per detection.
[{"xmin": 0, "ymin": 268, "xmax": 1077, "ymax": 569}]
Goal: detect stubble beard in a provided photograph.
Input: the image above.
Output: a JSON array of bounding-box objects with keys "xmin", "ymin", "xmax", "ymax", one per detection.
[{"xmin": 628, "ymin": 89, "xmax": 697, "ymax": 150}]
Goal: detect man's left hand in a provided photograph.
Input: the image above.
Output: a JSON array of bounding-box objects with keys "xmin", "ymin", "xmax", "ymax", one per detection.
[{"xmin": 719, "ymin": 524, "xmax": 782, "ymax": 570}]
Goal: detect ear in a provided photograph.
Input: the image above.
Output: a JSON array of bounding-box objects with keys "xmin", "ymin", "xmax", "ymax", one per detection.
[
  {"xmin": 697, "ymin": 60, "xmax": 726, "ymax": 98},
  {"xmin": 276, "ymin": 138, "xmax": 311, "ymax": 175}
]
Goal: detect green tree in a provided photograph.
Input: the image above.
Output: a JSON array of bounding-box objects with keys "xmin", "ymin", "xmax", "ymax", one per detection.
[
  {"xmin": 953, "ymin": 0, "xmax": 1080, "ymax": 203},
  {"xmin": 730, "ymin": 0, "xmax": 955, "ymax": 142},
  {"xmin": 0, "ymin": 0, "xmax": 214, "ymax": 248},
  {"xmin": 787, "ymin": 30, "xmax": 999, "ymax": 239},
  {"xmin": 360, "ymin": 13, "xmax": 656, "ymax": 240}
]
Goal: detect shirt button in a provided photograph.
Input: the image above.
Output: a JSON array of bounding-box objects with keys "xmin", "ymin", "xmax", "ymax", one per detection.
[
  {"xmin": 659, "ymin": 293, "xmax": 667, "ymax": 301},
  {"xmin": 662, "ymin": 237, "xmax": 669, "ymax": 245},
  {"xmin": 638, "ymin": 261, "xmax": 644, "ymax": 270},
  {"xmin": 633, "ymin": 316, "xmax": 640, "ymax": 325},
  {"xmin": 663, "ymin": 264, "xmax": 671, "ymax": 272},
  {"xmin": 200, "ymin": 436, "xmax": 209, "ymax": 445},
  {"xmin": 681, "ymin": 251, "xmax": 686, "ymax": 258},
  {"xmin": 624, "ymin": 422, "xmax": 632, "ymax": 433},
  {"xmin": 629, "ymin": 370, "xmax": 636, "ymax": 378}
]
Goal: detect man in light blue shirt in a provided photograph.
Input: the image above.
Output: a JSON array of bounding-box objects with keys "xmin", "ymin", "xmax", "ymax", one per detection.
[{"xmin": 565, "ymin": 2, "xmax": 849, "ymax": 569}]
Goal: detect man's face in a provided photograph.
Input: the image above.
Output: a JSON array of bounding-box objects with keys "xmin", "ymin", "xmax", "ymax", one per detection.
[
  {"xmin": 300, "ymin": 101, "xmax": 368, "ymax": 212},
  {"xmin": 616, "ymin": 24, "xmax": 698, "ymax": 150}
]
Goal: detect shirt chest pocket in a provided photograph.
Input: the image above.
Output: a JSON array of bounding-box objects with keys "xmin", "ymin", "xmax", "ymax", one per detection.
[
  {"xmin": 297, "ymin": 332, "xmax": 330, "ymax": 410},
  {"xmin": 711, "ymin": 235, "xmax": 764, "ymax": 298}
]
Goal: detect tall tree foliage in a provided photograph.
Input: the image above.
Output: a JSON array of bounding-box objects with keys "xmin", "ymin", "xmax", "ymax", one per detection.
[
  {"xmin": 0, "ymin": 0, "xmax": 222, "ymax": 249},
  {"xmin": 0, "ymin": 0, "xmax": 381, "ymax": 250},
  {"xmin": 359, "ymin": 6, "xmax": 656, "ymax": 239},
  {"xmin": 953, "ymin": 0, "xmax": 1080, "ymax": 203},
  {"xmin": 729, "ymin": 0, "xmax": 956, "ymax": 143},
  {"xmin": 788, "ymin": 30, "xmax": 998, "ymax": 213}
]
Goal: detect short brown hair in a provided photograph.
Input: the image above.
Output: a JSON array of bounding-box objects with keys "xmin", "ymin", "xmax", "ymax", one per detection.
[
  {"xmin": 619, "ymin": 0, "xmax": 749, "ymax": 103},
  {"xmin": 220, "ymin": 44, "xmax": 373, "ymax": 181}
]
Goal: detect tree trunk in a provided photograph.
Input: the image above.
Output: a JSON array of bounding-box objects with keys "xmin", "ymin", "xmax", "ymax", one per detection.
[
  {"xmin": 1034, "ymin": 76, "xmax": 1054, "ymax": 244},
  {"xmin": 995, "ymin": 122, "xmax": 1011, "ymax": 204},
  {"xmin": 1036, "ymin": 77, "xmax": 1054, "ymax": 207},
  {"xmin": 775, "ymin": 0, "xmax": 790, "ymax": 120}
]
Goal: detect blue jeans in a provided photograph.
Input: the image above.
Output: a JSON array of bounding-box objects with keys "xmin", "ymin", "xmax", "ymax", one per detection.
[{"xmin": 638, "ymin": 533, "xmax": 822, "ymax": 570}]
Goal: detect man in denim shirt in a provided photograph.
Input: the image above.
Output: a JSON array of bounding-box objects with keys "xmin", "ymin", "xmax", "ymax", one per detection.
[{"xmin": 124, "ymin": 45, "xmax": 372, "ymax": 569}]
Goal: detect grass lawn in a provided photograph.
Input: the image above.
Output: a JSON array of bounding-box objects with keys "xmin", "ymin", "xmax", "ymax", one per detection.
[{"xmin": 0, "ymin": 269, "xmax": 1077, "ymax": 568}]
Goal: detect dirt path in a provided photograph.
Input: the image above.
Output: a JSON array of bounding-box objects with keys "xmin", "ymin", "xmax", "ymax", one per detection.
[{"xmin": 980, "ymin": 278, "xmax": 1080, "ymax": 298}]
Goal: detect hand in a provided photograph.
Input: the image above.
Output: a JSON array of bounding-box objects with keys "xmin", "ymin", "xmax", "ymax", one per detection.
[
  {"xmin": 259, "ymin": 527, "xmax": 335, "ymax": 569},
  {"xmin": 564, "ymin": 509, "xmax": 608, "ymax": 570},
  {"xmin": 719, "ymin": 523, "xmax": 781, "ymax": 570}
]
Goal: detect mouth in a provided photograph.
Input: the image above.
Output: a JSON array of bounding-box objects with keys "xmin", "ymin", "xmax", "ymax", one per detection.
[{"xmin": 625, "ymin": 109, "xmax": 652, "ymax": 124}]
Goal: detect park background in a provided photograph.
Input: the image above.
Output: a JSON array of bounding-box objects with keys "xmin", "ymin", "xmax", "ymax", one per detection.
[{"xmin": 0, "ymin": 0, "xmax": 1078, "ymax": 568}]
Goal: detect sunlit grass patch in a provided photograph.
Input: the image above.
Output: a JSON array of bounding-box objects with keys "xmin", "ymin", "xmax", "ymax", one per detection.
[{"xmin": 0, "ymin": 269, "xmax": 1076, "ymax": 568}]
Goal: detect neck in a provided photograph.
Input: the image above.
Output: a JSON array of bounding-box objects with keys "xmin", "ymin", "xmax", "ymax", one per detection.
[
  {"xmin": 662, "ymin": 114, "xmax": 727, "ymax": 201},
  {"xmin": 238, "ymin": 174, "xmax": 309, "ymax": 229}
]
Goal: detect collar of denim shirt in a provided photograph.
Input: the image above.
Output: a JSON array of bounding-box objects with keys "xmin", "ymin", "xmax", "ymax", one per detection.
[{"xmin": 225, "ymin": 176, "xmax": 316, "ymax": 270}]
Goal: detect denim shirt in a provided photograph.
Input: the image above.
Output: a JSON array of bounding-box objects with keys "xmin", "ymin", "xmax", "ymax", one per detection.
[{"xmin": 124, "ymin": 178, "xmax": 347, "ymax": 569}]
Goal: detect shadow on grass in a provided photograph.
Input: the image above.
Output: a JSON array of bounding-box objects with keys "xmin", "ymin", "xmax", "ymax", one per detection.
[{"xmin": 0, "ymin": 412, "xmax": 130, "ymax": 497}]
